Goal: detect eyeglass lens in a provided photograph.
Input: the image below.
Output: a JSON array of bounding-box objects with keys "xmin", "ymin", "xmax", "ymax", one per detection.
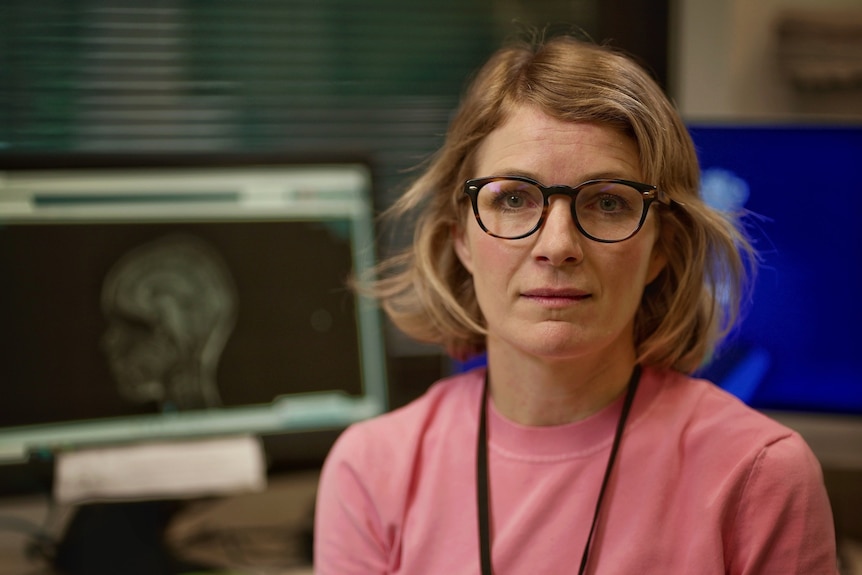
[{"xmin": 475, "ymin": 179, "xmax": 646, "ymax": 241}]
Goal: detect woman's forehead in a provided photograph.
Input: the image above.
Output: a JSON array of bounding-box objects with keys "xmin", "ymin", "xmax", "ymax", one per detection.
[{"xmin": 473, "ymin": 106, "xmax": 642, "ymax": 182}]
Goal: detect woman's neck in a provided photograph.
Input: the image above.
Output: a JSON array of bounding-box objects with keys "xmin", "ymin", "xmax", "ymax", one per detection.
[{"xmin": 485, "ymin": 344, "xmax": 637, "ymax": 426}]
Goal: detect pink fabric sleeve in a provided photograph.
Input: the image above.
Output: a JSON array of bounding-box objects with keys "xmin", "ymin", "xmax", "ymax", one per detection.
[
  {"xmin": 313, "ymin": 427, "xmax": 391, "ymax": 575},
  {"xmin": 726, "ymin": 432, "xmax": 839, "ymax": 575}
]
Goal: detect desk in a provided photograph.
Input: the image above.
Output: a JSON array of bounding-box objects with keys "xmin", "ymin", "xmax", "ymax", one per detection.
[
  {"xmin": 0, "ymin": 471, "xmax": 318, "ymax": 575},
  {"xmin": 0, "ymin": 491, "xmax": 65, "ymax": 574}
]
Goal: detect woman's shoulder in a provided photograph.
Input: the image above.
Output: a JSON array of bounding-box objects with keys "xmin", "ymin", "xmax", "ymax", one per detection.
[
  {"xmin": 644, "ymin": 367, "xmax": 818, "ymax": 468},
  {"xmin": 325, "ymin": 368, "xmax": 485, "ymax": 467},
  {"xmin": 642, "ymin": 371, "xmax": 837, "ymax": 572}
]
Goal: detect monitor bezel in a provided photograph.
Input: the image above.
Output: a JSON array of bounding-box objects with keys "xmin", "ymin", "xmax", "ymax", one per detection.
[{"xmin": 0, "ymin": 158, "xmax": 388, "ymax": 465}]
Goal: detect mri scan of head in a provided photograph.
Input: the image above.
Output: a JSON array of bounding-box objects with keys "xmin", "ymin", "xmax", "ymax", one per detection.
[{"xmin": 100, "ymin": 234, "xmax": 237, "ymax": 411}]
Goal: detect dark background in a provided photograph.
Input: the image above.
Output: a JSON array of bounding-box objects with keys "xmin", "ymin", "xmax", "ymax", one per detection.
[{"xmin": 0, "ymin": 0, "xmax": 670, "ymax": 430}]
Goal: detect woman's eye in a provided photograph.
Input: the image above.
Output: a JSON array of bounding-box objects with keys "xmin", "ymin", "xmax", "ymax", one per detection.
[
  {"xmin": 505, "ymin": 195, "xmax": 525, "ymax": 208},
  {"xmin": 598, "ymin": 195, "xmax": 623, "ymax": 212},
  {"xmin": 579, "ymin": 186, "xmax": 635, "ymax": 215},
  {"xmin": 479, "ymin": 181, "xmax": 542, "ymax": 214},
  {"xmin": 488, "ymin": 190, "xmax": 533, "ymax": 211}
]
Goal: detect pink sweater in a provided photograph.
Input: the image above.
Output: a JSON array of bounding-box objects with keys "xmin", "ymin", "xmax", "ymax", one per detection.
[{"xmin": 314, "ymin": 367, "xmax": 839, "ymax": 574}]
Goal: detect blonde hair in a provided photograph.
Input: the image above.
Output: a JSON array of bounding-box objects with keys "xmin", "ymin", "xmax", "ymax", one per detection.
[{"xmin": 364, "ymin": 35, "xmax": 756, "ymax": 373}]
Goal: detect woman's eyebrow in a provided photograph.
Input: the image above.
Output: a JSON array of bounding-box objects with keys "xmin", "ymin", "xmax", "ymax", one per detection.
[{"xmin": 481, "ymin": 169, "xmax": 639, "ymax": 184}]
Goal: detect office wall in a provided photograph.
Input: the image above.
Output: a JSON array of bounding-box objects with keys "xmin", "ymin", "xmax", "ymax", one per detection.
[{"xmin": 671, "ymin": 0, "xmax": 862, "ymax": 120}]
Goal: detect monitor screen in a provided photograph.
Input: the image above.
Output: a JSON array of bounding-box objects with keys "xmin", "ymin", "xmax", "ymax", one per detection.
[
  {"xmin": 0, "ymin": 164, "xmax": 388, "ymax": 465},
  {"xmin": 688, "ymin": 124, "xmax": 862, "ymax": 415}
]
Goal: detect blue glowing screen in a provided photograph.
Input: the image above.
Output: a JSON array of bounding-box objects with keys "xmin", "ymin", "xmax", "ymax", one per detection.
[{"xmin": 689, "ymin": 124, "xmax": 862, "ymax": 414}]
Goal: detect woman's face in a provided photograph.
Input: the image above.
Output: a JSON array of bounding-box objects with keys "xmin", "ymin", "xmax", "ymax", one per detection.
[{"xmin": 454, "ymin": 106, "xmax": 666, "ymax": 365}]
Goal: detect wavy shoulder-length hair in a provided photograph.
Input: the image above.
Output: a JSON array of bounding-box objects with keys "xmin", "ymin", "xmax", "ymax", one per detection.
[{"xmin": 363, "ymin": 35, "xmax": 756, "ymax": 373}]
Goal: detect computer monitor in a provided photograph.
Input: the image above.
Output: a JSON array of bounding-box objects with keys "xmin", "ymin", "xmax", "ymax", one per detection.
[
  {"xmin": 688, "ymin": 124, "xmax": 862, "ymax": 415},
  {"xmin": 0, "ymin": 162, "xmax": 388, "ymax": 473}
]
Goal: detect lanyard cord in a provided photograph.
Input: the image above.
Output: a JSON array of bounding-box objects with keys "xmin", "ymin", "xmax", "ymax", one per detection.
[{"xmin": 476, "ymin": 365, "xmax": 642, "ymax": 575}]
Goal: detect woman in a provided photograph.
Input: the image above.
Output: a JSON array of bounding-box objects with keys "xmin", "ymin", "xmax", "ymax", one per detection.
[{"xmin": 314, "ymin": 35, "xmax": 838, "ymax": 574}]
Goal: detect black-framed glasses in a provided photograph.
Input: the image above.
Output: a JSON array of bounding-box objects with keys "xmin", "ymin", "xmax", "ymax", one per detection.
[{"xmin": 463, "ymin": 175, "xmax": 676, "ymax": 243}]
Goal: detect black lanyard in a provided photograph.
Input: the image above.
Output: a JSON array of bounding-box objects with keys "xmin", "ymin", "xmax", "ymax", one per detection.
[{"xmin": 476, "ymin": 365, "xmax": 642, "ymax": 575}]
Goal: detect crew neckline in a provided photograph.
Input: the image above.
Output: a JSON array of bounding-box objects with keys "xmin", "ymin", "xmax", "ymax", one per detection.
[{"xmin": 482, "ymin": 367, "xmax": 659, "ymax": 461}]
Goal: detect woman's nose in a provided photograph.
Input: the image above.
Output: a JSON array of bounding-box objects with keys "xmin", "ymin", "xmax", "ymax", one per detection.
[{"xmin": 530, "ymin": 196, "xmax": 584, "ymax": 265}]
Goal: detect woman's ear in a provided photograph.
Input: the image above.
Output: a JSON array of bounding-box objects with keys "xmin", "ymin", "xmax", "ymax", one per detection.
[
  {"xmin": 646, "ymin": 218, "xmax": 672, "ymax": 284},
  {"xmin": 452, "ymin": 224, "xmax": 474, "ymax": 275},
  {"xmin": 646, "ymin": 246, "xmax": 667, "ymax": 285}
]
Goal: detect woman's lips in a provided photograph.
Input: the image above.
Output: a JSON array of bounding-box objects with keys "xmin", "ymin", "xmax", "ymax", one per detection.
[{"xmin": 521, "ymin": 288, "xmax": 591, "ymax": 307}]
